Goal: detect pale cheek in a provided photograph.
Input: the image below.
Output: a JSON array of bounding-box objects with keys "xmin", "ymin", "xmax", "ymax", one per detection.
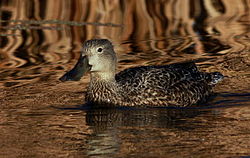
[
  {"xmin": 89, "ymin": 55, "xmax": 109, "ymax": 72},
  {"xmin": 88, "ymin": 55, "xmax": 99, "ymax": 66}
]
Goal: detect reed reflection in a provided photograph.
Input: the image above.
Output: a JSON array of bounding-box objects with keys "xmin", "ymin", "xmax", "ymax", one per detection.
[{"xmin": 1, "ymin": 0, "xmax": 249, "ymax": 69}]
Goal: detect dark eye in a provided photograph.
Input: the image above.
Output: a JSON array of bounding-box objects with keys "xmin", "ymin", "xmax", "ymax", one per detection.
[{"xmin": 97, "ymin": 47, "xmax": 103, "ymax": 53}]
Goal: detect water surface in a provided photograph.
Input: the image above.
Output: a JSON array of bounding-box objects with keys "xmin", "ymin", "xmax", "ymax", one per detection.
[{"xmin": 0, "ymin": 0, "xmax": 250, "ymax": 157}]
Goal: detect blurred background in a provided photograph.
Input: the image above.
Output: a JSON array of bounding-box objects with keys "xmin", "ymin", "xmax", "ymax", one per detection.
[
  {"xmin": 0, "ymin": 0, "xmax": 250, "ymax": 158},
  {"xmin": 0, "ymin": 0, "xmax": 249, "ymax": 88}
]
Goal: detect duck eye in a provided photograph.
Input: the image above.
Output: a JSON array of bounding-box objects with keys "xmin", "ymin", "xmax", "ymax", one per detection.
[{"xmin": 97, "ymin": 47, "xmax": 103, "ymax": 53}]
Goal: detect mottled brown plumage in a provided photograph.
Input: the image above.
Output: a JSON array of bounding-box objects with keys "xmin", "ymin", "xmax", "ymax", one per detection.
[{"xmin": 60, "ymin": 39, "xmax": 224, "ymax": 107}]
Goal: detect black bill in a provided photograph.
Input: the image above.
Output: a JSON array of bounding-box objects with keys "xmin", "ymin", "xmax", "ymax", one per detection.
[{"xmin": 59, "ymin": 55, "xmax": 90, "ymax": 81}]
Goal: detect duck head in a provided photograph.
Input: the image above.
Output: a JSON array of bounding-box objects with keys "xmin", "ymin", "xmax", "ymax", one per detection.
[{"xmin": 59, "ymin": 39, "xmax": 117, "ymax": 81}]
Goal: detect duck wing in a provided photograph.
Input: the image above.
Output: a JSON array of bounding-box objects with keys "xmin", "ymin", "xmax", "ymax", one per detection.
[
  {"xmin": 115, "ymin": 62, "xmax": 222, "ymax": 107},
  {"xmin": 116, "ymin": 62, "xmax": 200, "ymax": 88}
]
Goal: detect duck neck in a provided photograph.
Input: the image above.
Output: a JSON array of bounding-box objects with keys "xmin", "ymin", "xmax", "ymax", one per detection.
[
  {"xmin": 90, "ymin": 71, "xmax": 116, "ymax": 82},
  {"xmin": 87, "ymin": 72, "xmax": 121, "ymax": 105}
]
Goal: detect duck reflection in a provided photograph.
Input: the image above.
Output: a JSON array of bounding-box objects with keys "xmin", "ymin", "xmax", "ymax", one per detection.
[
  {"xmin": 84, "ymin": 106, "xmax": 207, "ymax": 157},
  {"xmin": 86, "ymin": 106, "xmax": 207, "ymax": 130}
]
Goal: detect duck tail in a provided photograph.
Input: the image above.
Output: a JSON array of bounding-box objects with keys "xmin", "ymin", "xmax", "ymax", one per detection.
[{"xmin": 209, "ymin": 72, "xmax": 224, "ymax": 85}]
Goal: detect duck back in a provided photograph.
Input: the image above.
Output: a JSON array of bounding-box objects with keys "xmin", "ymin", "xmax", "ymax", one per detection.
[{"xmin": 115, "ymin": 62, "xmax": 223, "ymax": 107}]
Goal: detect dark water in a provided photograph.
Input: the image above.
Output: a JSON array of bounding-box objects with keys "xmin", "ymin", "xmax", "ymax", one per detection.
[{"xmin": 0, "ymin": 0, "xmax": 250, "ymax": 157}]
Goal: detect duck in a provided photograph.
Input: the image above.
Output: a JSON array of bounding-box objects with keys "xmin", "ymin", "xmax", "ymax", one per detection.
[{"xmin": 59, "ymin": 39, "xmax": 223, "ymax": 107}]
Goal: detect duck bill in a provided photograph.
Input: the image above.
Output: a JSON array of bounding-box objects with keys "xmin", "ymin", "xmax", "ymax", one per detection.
[{"xmin": 59, "ymin": 55, "xmax": 90, "ymax": 81}]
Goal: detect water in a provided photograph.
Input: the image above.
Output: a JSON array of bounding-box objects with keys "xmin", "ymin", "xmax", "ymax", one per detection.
[{"xmin": 0, "ymin": 0, "xmax": 250, "ymax": 157}]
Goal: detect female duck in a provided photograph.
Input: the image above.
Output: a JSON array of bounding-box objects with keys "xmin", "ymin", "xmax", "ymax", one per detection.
[{"xmin": 60, "ymin": 39, "xmax": 223, "ymax": 107}]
